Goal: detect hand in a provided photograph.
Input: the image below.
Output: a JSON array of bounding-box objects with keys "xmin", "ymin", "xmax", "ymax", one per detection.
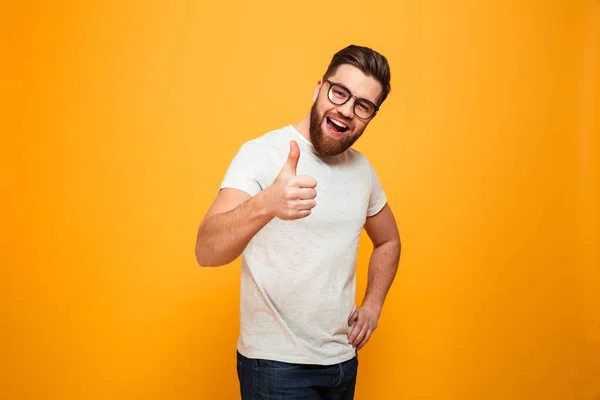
[
  {"xmin": 347, "ymin": 305, "xmax": 380, "ymax": 350},
  {"xmin": 264, "ymin": 140, "xmax": 317, "ymax": 220}
]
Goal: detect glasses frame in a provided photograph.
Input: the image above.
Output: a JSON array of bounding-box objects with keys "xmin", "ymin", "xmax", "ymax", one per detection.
[{"xmin": 323, "ymin": 78, "xmax": 380, "ymax": 120}]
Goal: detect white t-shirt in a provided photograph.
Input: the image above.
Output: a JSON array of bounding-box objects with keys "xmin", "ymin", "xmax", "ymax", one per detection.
[{"xmin": 220, "ymin": 124, "xmax": 387, "ymax": 365}]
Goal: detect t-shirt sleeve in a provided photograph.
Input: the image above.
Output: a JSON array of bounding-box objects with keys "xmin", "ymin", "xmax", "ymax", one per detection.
[
  {"xmin": 367, "ymin": 161, "xmax": 388, "ymax": 217},
  {"xmin": 219, "ymin": 142, "xmax": 271, "ymax": 197}
]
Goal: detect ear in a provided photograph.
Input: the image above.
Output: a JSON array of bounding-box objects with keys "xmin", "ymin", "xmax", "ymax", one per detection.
[{"xmin": 312, "ymin": 80, "xmax": 323, "ymax": 102}]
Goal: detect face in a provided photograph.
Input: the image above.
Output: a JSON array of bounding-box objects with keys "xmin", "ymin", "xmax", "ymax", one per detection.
[{"xmin": 309, "ymin": 64, "xmax": 383, "ymax": 156}]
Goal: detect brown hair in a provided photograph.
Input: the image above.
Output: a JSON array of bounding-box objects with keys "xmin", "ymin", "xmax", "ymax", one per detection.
[{"xmin": 323, "ymin": 44, "xmax": 391, "ymax": 106}]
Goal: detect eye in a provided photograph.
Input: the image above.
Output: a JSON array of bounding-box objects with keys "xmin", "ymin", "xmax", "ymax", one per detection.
[
  {"xmin": 357, "ymin": 101, "xmax": 371, "ymax": 112},
  {"xmin": 333, "ymin": 88, "xmax": 348, "ymax": 98}
]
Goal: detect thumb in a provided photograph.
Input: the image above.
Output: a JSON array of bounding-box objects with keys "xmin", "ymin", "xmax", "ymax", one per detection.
[{"xmin": 282, "ymin": 140, "xmax": 300, "ymax": 175}]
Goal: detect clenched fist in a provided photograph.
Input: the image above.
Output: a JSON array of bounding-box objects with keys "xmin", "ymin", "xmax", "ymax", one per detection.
[{"xmin": 263, "ymin": 140, "xmax": 317, "ymax": 220}]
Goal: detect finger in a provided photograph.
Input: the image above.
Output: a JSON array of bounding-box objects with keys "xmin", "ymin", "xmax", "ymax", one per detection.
[
  {"xmin": 352, "ymin": 324, "xmax": 369, "ymax": 347},
  {"xmin": 296, "ymin": 209, "xmax": 312, "ymax": 218},
  {"xmin": 357, "ymin": 330, "xmax": 372, "ymax": 350},
  {"xmin": 348, "ymin": 310, "xmax": 358, "ymax": 326},
  {"xmin": 348, "ymin": 321, "xmax": 362, "ymax": 343},
  {"xmin": 282, "ymin": 140, "xmax": 300, "ymax": 176},
  {"xmin": 296, "ymin": 199, "xmax": 317, "ymax": 210},
  {"xmin": 296, "ymin": 175, "xmax": 317, "ymax": 188},
  {"xmin": 297, "ymin": 188, "xmax": 317, "ymax": 200}
]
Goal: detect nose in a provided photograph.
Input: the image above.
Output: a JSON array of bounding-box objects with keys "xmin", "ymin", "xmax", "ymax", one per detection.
[{"xmin": 337, "ymin": 97, "xmax": 355, "ymax": 119}]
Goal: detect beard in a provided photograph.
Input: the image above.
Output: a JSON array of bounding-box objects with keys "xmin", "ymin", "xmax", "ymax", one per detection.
[{"xmin": 309, "ymin": 103, "xmax": 363, "ymax": 157}]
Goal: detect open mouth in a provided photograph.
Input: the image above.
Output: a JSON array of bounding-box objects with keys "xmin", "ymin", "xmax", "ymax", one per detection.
[{"xmin": 325, "ymin": 117, "xmax": 350, "ymax": 136}]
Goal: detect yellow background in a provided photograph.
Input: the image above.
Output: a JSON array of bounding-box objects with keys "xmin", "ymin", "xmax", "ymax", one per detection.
[{"xmin": 2, "ymin": 0, "xmax": 599, "ymax": 399}]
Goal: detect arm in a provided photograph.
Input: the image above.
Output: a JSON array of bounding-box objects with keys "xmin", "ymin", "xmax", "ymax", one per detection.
[
  {"xmin": 362, "ymin": 203, "xmax": 401, "ymax": 311},
  {"xmin": 194, "ymin": 188, "xmax": 274, "ymax": 267},
  {"xmin": 195, "ymin": 140, "xmax": 317, "ymax": 267},
  {"xmin": 348, "ymin": 203, "xmax": 401, "ymax": 349}
]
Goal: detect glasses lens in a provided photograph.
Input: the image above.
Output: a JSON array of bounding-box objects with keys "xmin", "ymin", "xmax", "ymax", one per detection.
[
  {"xmin": 354, "ymin": 99, "xmax": 376, "ymax": 119},
  {"xmin": 328, "ymin": 84, "xmax": 350, "ymax": 105}
]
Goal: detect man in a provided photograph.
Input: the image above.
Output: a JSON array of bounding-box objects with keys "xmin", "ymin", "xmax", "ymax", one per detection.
[{"xmin": 195, "ymin": 44, "xmax": 401, "ymax": 400}]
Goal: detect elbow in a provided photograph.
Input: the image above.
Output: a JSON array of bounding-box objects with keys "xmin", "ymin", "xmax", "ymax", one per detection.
[
  {"xmin": 195, "ymin": 228, "xmax": 214, "ymax": 267},
  {"xmin": 195, "ymin": 254, "xmax": 210, "ymax": 268},
  {"xmin": 196, "ymin": 254, "xmax": 218, "ymax": 268},
  {"xmin": 196, "ymin": 253, "xmax": 218, "ymax": 268},
  {"xmin": 195, "ymin": 243, "xmax": 215, "ymax": 267},
  {"xmin": 195, "ymin": 250, "xmax": 207, "ymax": 267},
  {"xmin": 195, "ymin": 243, "xmax": 231, "ymax": 267}
]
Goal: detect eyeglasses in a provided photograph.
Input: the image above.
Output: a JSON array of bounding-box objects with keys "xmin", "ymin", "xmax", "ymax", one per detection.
[{"xmin": 323, "ymin": 79, "xmax": 379, "ymax": 120}]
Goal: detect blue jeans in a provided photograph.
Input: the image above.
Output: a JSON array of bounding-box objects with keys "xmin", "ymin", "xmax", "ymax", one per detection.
[{"xmin": 236, "ymin": 351, "xmax": 358, "ymax": 400}]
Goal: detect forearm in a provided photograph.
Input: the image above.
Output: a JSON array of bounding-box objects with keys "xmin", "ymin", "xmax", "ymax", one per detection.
[
  {"xmin": 195, "ymin": 191, "xmax": 274, "ymax": 267},
  {"xmin": 362, "ymin": 239, "xmax": 401, "ymax": 313}
]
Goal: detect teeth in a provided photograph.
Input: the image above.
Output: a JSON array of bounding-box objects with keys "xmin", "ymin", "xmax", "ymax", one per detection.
[{"xmin": 329, "ymin": 118, "xmax": 347, "ymax": 129}]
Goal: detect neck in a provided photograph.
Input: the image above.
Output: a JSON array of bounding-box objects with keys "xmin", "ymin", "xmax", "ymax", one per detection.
[{"xmin": 293, "ymin": 113, "xmax": 312, "ymax": 143}]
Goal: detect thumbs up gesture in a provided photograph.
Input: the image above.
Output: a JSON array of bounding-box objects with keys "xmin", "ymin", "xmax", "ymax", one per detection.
[{"xmin": 264, "ymin": 140, "xmax": 318, "ymax": 220}]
